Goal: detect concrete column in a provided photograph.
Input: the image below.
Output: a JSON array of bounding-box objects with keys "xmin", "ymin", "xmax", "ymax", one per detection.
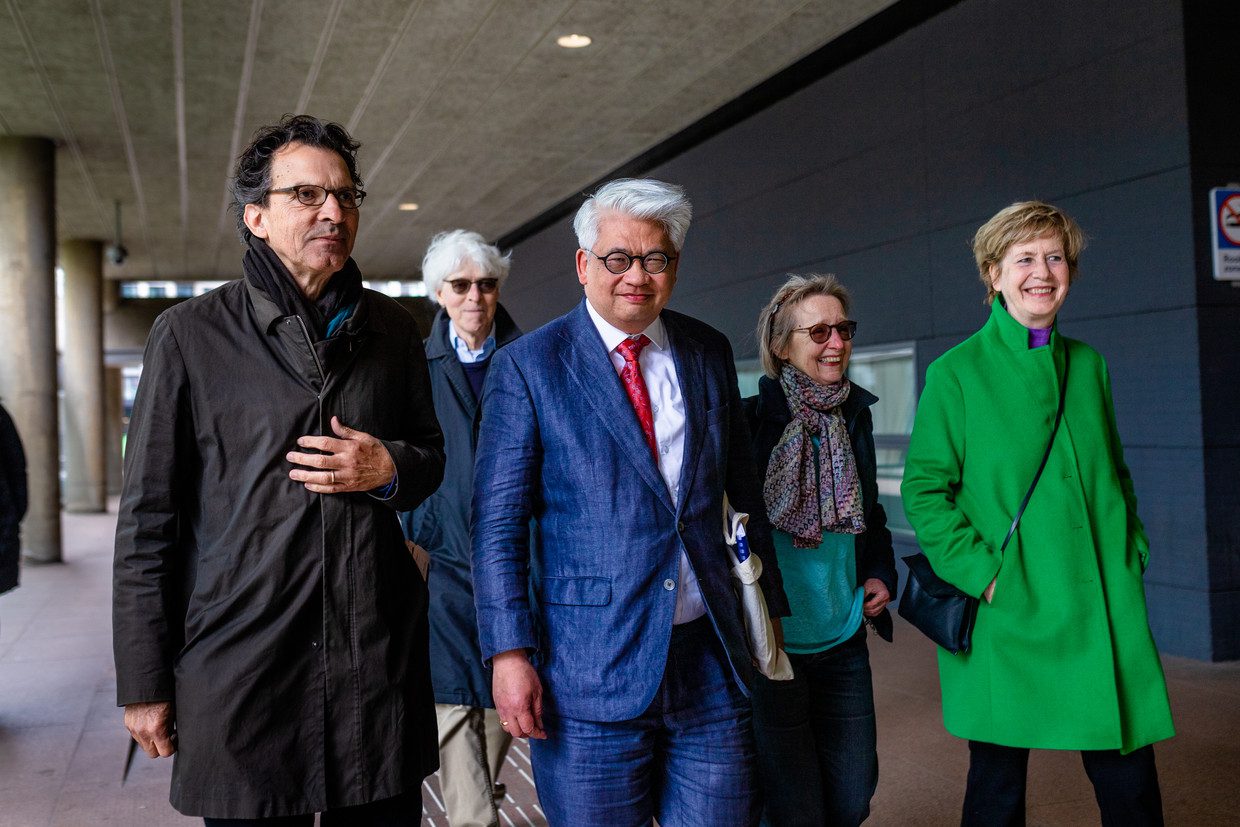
[
  {"xmin": 59, "ymin": 239, "xmax": 106, "ymax": 512},
  {"xmin": 102, "ymin": 281, "xmax": 124, "ymax": 499},
  {"xmin": 105, "ymin": 366, "xmax": 124, "ymax": 497},
  {"xmin": 0, "ymin": 137, "xmax": 60, "ymax": 562}
]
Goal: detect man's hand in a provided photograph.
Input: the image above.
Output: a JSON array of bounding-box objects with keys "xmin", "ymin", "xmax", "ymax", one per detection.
[
  {"xmin": 492, "ymin": 649, "xmax": 547, "ymax": 740},
  {"xmin": 287, "ymin": 416, "xmax": 396, "ymax": 494},
  {"xmin": 862, "ymin": 578, "xmax": 891, "ymax": 617},
  {"xmin": 124, "ymin": 701, "xmax": 176, "ymax": 758}
]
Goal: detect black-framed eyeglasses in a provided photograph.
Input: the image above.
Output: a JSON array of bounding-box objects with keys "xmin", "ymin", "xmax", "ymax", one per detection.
[
  {"xmin": 791, "ymin": 320, "xmax": 858, "ymax": 343},
  {"xmin": 268, "ymin": 184, "xmax": 366, "ymax": 210},
  {"xmin": 444, "ymin": 277, "xmax": 499, "ymax": 295},
  {"xmin": 587, "ymin": 249, "xmax": 677, "ymax": 275}
]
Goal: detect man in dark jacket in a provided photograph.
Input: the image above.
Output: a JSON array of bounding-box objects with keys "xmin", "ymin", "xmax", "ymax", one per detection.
[
  {"xmin": 402, "ymin": 229, "xmax": 520, "ymax": 827},
  {"xmin": 0, "ymin": 400, "xmax": 27, "ymax": 600},
  {"xmin": 112, "ymin": 115, "xmax": 445, "ymax": 825}
]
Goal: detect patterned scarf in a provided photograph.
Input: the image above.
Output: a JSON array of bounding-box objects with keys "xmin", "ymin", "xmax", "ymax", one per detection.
[{"xmin": 763, "ymin": 364, "xmax": 866, "ymax": 548}]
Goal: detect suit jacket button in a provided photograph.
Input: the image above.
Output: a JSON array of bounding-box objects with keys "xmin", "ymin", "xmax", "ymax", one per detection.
[
  {"xmin": 663, "ymin": 579, "xmax": 676, "ymax": 591},
  {"xmin": 677, "ymin": 521, "xmax": 686, "ymax": 532}
]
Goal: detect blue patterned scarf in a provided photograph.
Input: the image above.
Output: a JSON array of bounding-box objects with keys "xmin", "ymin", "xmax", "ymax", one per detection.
[{"xmin": 763, "ymin": 365, "xmax": 866, "ymax": 548}]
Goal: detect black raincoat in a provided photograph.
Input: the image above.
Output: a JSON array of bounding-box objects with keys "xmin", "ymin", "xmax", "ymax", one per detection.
[
  {"xmin": 401, "ymin": 305, "xmax": 521, "ymax": 708},
  {"xmin": 113, "ymin": 279, "xmax": 445, "ymax": 818}
]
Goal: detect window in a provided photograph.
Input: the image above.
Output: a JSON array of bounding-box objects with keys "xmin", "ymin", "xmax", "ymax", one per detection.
[
  {"xmin": 120, "ymin": 280, "xmax": 224, "ymax": 298},
  {"xmin": 734, "ymin": 359, "xmax": 764, "ymax": 400},
  {"xmin": 847, "ymin": 344, "xmax": 915, "ymax": 535},
  {"xmin": 361, "ymin": 280, "xmax": 428, "ymax": 297}
]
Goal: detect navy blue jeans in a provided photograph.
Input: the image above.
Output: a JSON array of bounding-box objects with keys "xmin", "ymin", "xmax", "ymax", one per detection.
[
  {"xmin": 751, "ymin": 626, "xmax": 877, "ymax": 827},
  {"xmin": 530, "ymin": 616, "xmax": 760, "ymax": 827}
]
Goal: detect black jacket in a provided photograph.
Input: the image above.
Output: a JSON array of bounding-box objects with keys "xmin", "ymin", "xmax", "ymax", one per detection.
[
  {"xmin": 402, "ymin": 305, "xmax": 521, "ymax": 708},
  {"xmin": 113, "ymin": 279, "xmax": 445, "ymax": 818},
  {"xmin": 0, "ymin": 402, "xmax": 27, "ymax": 595},
  {"xmin": 745, "ymin": 375, "xmax": 897, "ymax": 641}
]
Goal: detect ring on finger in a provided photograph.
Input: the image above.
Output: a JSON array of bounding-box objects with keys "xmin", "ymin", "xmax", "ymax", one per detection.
[{"xmin": 330, "ymin": 471, "xmax": 336, "ymax": 485}]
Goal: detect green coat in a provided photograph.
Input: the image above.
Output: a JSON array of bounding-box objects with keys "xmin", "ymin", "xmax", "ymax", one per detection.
[{"xmin": 901, "ymin": 300, "xmax": 1174, "ymax": 753}]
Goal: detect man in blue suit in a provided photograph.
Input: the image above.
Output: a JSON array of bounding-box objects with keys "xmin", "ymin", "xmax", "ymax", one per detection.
[{"xmin": 472, "ymin": 178, "xmax": 789, "ymax": 825}]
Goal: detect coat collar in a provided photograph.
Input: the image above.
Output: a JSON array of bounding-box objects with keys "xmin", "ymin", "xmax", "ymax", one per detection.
[
  {"xmin": 424, "ymin": 303, "xmax": 521, "ymax": 361},
  {"xmin": 426, "ymin": 303, "xmax": 522, "ymax": 417},
  {"xmin": 987, "ymin": 296, "xmax": 1059, "ymax": 353},
  {"xmin": 246, "ymin": 277, "xmax": 377, "ymax": 336},
  {"xmin": 983, "ymin": 298, "xmax": 1068, "ymax": 402}
]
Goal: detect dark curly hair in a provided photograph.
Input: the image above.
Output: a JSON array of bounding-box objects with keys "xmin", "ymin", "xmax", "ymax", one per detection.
[{"xmin": 231, "ymin": 114, "xmax": 363, "ymax": 241}]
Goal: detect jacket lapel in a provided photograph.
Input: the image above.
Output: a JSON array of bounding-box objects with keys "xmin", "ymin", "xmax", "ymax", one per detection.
[
  {"xmin": 558, "ymin": 302, "xmax": 673, "ymax": 511},
  {"xmin": 667, "ymin": 316, "xmax": 706, "ymax": 511},
  {"xmin": 425, "ymin": 309, "xmax": 478, "ymax": 418}
]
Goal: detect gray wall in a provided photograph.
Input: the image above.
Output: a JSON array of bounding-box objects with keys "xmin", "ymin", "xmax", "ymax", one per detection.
[{"xmin": 502, "ymin": 0, "xmax": 1233, "ymax": 659}]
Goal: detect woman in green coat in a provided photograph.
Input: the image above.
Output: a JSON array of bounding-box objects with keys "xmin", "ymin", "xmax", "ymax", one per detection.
[{"xmin": 901, "ymin": 201, "xmax": 1173, "ymax": 826}]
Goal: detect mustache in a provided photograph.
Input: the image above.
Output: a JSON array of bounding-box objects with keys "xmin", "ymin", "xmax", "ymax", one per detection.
[{"xmin": 308, "ymin": 224, "xmax": 351, "ymax": 242}]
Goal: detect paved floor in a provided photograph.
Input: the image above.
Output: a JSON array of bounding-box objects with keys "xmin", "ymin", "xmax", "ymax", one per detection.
[{"xmin": 1, "ymin": 505, "xmax": 1237, "ymax": 826}]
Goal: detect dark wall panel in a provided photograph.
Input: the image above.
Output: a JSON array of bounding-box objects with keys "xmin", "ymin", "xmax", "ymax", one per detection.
[
  {"xmin": 1185, "ymin": 0, "xmax": 1240, "ymax": 660},
  {"xmin": 503, "ymin": 0, "xmax": 1218, "ymax": 656}
]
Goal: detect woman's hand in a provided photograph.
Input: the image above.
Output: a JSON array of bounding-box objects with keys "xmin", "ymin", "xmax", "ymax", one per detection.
[{"xmin": 862, "ymin": 578, "xmax": 891, "ymax": 617}]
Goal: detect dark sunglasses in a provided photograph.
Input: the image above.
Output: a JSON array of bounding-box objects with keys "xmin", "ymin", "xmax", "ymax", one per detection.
[
  {"xmin": 791, "ymin": 320, "xmax": 858, "ymax": 343},
  {"xmin": 445, "ymin": 278, "xmax": 499, "ymax": 295}
]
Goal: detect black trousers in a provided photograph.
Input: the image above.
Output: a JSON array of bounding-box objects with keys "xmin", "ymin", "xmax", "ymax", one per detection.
[
  {"xmin": 202, "ymin": 792, "xmax": 420, "ymax": 827},
  {"xmin": 962, "ymin": 740, "xmax": 1163, "ymax": 827}
]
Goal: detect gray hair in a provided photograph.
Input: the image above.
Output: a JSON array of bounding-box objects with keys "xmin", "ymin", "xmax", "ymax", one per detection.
[
  {"xmin": 573, "ymin": 178, "xmax": 693, "ymax": 253},
  {"xmin": 421, "ymin": 229, "xmax": 512, "ymax": 303},
  {"xmin": 756, "ymin": 273, "xmax": 853, "ymax": 378}
]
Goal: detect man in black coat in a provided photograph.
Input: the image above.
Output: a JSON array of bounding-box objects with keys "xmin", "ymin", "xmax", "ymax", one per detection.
[
  {"xmin": 0, "ymin": 401, "xmax": 27, "ymax": 600},
  {"xmin": 112, "ymin": 115, "xmax": 445, "ymax": 825}
]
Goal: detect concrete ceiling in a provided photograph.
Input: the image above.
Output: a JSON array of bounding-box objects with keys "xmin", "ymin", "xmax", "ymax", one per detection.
[{"xmin": 0, "ymin": 0, "xmax": 895, "ymax": 281}]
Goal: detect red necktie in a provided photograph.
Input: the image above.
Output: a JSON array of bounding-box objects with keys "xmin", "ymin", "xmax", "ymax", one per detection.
[{"xmin": 615, "ymin": 335, "xmax": 659, "ymax": 462}]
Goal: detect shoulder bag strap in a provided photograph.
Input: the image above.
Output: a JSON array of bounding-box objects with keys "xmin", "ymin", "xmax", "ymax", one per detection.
[{"xmin": 999, "ymin": 346, "xmax": 1070, "ymax": 553}]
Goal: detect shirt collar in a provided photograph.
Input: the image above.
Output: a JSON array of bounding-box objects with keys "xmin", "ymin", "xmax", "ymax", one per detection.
[
  {"xmin": 448, "ymin": 320, "xmax": 496, "ymax": 363},
  {"xmin": 584, "ymin": 298, "xmax": 667, "ymax": 354}
]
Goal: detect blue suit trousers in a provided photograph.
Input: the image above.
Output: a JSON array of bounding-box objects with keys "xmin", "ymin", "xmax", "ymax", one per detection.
[{"xmin": 531, "ymin": 617, "xmax": 759, "ymax": 827}]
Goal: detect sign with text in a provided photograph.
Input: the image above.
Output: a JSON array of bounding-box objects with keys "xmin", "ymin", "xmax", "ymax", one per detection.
[{"xmin": 1211, "ymin": 187, "xmax": 1240, "ymax": 281}]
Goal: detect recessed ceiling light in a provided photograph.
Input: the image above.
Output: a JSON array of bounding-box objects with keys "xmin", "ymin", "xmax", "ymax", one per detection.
[
  {"xmin": 398, "ymin": 202, "xmax": 419, "ymax": 211},
  {"xmin": 556, "ymin": 33, "xmax": 591, "ymax": 49}
]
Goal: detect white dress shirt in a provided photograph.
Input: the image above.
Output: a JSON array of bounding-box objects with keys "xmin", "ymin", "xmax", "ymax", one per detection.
[
  {"xmin": 448, "ymin": 320, "xmax": 496, "ymax": 363},
  {"xmin": 585, "ymin": 299, "xmax": 706, "ymax": 625}
]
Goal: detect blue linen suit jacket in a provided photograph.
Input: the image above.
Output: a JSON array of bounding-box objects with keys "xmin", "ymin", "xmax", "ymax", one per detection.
[{"xmin": 472, "ymin": 300, "xmax": 789, "ymax": 723}]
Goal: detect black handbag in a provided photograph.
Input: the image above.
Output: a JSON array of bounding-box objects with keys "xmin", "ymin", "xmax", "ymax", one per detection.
[{"xmin": 899, "ymin": 348, "xmax": 1069, "ymax": 654}]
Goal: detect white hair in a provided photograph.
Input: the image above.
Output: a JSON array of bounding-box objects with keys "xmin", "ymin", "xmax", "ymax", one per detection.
[
  {"xmin": 421, "ymin": 229, "xmax": 512, "ymax": 303},
  {"xmin": 573, "ymin": 178, "xmax": 693, "ymax": 253}
]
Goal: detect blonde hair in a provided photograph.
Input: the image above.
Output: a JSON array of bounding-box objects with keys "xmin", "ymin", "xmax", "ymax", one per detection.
[
  {"xmin": 755, "ymin": 273, "xmax": 852, "ymax": 379},
  {"xmin": 972, "ymin": 201, "xmax": 1086, "ymax": 304}
]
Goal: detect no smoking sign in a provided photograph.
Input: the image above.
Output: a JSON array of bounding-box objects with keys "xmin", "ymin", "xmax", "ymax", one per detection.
[{"xmin": 1211, "ymin": 187, "xmax": 1240, "ymax": 281}]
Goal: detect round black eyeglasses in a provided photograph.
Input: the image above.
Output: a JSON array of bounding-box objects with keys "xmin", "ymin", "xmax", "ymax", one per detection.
[{"xmin": 588, "ymin": 249, "xmax": 677, "ymax": 275}]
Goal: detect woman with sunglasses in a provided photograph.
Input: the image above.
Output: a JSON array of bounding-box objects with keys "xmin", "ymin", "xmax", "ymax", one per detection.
[
  {"xmin": 745, "ymin": 273, "xmax": 897, "ymax": 826},
  {"xmin": 901, "ymin": 202, "xmax": 1173, "ymax": 824},
  {"xmin": 401, "ymin": 229, "xmax": 521, "ymax": 827}
]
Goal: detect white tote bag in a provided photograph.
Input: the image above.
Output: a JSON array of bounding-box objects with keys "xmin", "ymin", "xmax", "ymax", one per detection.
[{"xmin": 723, "ymin": 497, "xmax": 794, "ymax": 681}]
